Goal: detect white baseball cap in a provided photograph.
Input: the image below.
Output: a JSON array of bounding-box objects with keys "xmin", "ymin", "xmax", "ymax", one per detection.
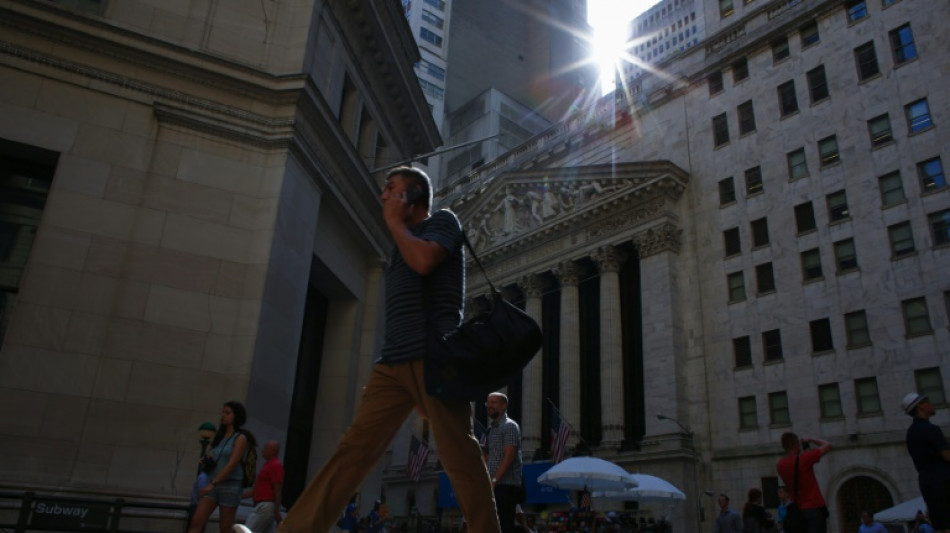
[{"xmin": 901, "ymin": 392, "xmax": 926, "ymax": 415}]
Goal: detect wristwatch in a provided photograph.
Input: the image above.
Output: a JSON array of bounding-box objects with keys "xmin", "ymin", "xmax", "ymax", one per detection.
[{"xmin": 491, "ymin": 478, "xmax": 497, "ymax": 483}]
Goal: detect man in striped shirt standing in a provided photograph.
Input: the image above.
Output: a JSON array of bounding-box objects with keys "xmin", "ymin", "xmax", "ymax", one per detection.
[{"xmin": 277, "ymin": 167, "xmax": 501, "ymax": 533}]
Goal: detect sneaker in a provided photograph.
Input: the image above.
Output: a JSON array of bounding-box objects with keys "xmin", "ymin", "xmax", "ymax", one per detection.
[{"xmin": 232, "ymin": 525, "xmax": 252, "ymax": 533}]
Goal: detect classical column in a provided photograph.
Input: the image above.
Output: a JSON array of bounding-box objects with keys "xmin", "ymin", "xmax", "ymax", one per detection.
[
  {"xmin": 593, "ymin": 245, "xmax": 625, "ymax": 446},
  {"xmin": 554, "ymin": 260, "xmax": 581, "ymax": 449},
  {"xmin": 517, "ymin": 273, "xmax": 544, "ymax": 454}
]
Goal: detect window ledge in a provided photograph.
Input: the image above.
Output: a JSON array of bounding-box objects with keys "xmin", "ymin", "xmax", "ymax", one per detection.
[
  {"xmin": 763, "ymin": 358, "xmax": 784, "ymax": 366},
  {"xmin": 819, "ymin": 415, "xmax": 846, "ymax": 423},
  {"xmin": 906, "ymin": 330, "xmax": 934, "ymax": 339},
  {"xmin": 828, "ymin": 216, "xmax": 851, "ymax": 226},
  {"xmin": 858, "ymin": 72, "xmax": 882, "ymax": 85},
  {"xmin": 720, "ymin": 200, "xmax": 738, "ymax": 209},
  {"xmin": 796, "ymin": 228, "xmax": 818, "ymax": 237},
  {"xmin": 846, "ymin": 341, "xmax": 872, "ymax": 350},
  {"xmin": 810, "ymin": 96, "xmax": 830, "ymax": 107},
  {"xmin": 803, "ymin": 276, "xmax": 825, "ymax": 284},
  {"xmin": 891, "ymin": 251, "xmax": 918, "ymax": 261},
  {"xmin": 857, "ymin": 411, "xmax": 882, "ymax": 419},
  {"xmin": 757, "ymin": 289, "xmax": 777, "ymax": 297},
  {"xmin": 769, "ymin": 422, "xmax": 792, "ymax": 429},
  {"xmin": 870, "ymin": 139, "xmax": 895, "ymax": 151},
  {"xmin": 894, "ymin": 56, "xmax": 918, "ymax": 69},
  {"xmin": 921, "ymin": 185, "xmax": 949, "ymax": 197},
  {"xmin": 780, "ymin": 110, "xmax": 800, "ymax": 120},
  {"xmin": 908, "ymin": 125, "xmax": 935, "ymax": 137},
  {"xmin": 812, "ymin": 349, "xmax": 834, "ymax": 357},
  {"xmin": 836, "ymin": 267, "xmax": 860, "ymax": 276}
]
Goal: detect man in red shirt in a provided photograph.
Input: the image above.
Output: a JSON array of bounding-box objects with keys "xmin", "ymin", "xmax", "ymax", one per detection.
[
  {"xmin": 776, "ymin": 433, "xmax": 831, "ymax": 533},
  {"xmin": 236, "ymin": 440, "xmax": 284, "ymax": 533}
]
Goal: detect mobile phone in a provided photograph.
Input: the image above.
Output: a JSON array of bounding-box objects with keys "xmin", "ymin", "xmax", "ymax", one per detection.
[{"xmin": 404, "ymin": 187, "xmax": 423, "ymax": 205}]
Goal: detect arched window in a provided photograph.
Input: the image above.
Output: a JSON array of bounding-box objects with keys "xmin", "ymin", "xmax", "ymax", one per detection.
[{"xmin": 835, "ymin": 475, "xmax": 894, "ymax": 533}]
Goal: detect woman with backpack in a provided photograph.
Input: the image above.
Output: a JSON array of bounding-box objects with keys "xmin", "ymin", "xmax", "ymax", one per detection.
[{"xmin": 189, "ymin": 400, "xmax": 257, "ymax": 533}]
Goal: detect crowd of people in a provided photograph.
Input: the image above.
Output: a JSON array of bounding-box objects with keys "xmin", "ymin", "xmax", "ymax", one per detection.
[{"xmin": 185, "ymin": 167, "xmax": 947, "ymax": 533}]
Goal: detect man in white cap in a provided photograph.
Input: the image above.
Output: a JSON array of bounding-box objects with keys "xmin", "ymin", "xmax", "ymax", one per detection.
[{"xmin": 902, "ymin": 392, "xmax": 950, "ymax": 533}]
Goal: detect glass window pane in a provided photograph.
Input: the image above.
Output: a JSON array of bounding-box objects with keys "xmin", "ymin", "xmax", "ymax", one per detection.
[{"xmin": 846, "ymin": 310, "xmax": 871, "ymax": 347}]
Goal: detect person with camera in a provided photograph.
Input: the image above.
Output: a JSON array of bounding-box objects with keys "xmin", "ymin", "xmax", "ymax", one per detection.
[
  {"xmin": 902, "ymin": 392, "xmax": 950, "ymax": 533},
  {"xmin": 776, "ymin": 433, "xmax": 831, "ymax": 533},
  {"xmin": 189, "ymin": 401, "xmax": 256, "ymax": 533}
]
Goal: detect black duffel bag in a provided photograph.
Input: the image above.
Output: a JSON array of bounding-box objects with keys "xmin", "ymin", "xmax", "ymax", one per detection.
[{"xmin": 424, "ymin": 233, "xmax": 543, "ymax": 401}]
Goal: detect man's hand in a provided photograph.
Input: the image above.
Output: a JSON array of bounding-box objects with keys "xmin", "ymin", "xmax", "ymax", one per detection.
[{"xmin": 382, "ymin": 190, "xmax": 414, "ymax": 228}]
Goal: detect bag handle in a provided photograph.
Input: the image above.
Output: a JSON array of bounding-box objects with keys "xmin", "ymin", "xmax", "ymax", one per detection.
[
  {"xmin": 461, "ymin": 230, "xmax": 499, "ymax": 296},
  {"xmin": 793, "ymin": 454, "xmax": 800, "ymax": 503}
]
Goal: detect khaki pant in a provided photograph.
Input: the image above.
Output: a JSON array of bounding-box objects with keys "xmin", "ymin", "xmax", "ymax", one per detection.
[{"xmin": 278, "ymin": 359, "xmax": 500, "ymax": 533}]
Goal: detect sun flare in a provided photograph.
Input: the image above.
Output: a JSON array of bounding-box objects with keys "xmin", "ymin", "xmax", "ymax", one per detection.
[{"xmin": 588, "ymin": 1, "xmax": 657, "ymax": 94}]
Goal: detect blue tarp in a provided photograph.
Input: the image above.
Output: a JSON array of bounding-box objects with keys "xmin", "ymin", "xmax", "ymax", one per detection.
[{"xmin": 438, "ymin": 461, "xmax": 570, "ymax": 508}]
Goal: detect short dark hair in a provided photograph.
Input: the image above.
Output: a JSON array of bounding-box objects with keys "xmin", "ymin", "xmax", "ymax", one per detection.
[
  {"xmin": 719, "ymin": 493, "xmax": 730, "ymax": 502},
  {"xmin": 386, "ymin": 166, "xmax": 432, "ymax": 207},
  {"xmin": 781, "ymin": 432, "xmax": 799, "ymax": 452}
]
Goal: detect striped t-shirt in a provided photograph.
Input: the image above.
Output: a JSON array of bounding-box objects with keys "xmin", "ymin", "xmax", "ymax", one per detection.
[{"xmin": 379, "ymin": 209, "xmax": 465, "ymax": 364}]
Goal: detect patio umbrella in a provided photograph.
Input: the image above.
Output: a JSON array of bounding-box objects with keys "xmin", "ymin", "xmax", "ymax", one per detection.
[
  {"xmin": 536, "ymin": 457, "xmax": 638, "ymax": 492},
  {"xmin": 591, "ymin": 473, "xmax": 686, "ymax": 502}
]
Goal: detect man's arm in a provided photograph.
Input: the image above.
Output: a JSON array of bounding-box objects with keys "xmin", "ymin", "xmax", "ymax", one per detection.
[
  {"xmin": 272, "ymin": 481, "xmax": 282, "ymax": 523},
  {"xmin": 803, "ymin": 437, "xmax": 831, "ymax": 456},
  {"xmin": 387, "ymin": 221, "xmax": 449, "ymax": 275},
  {"xmin": 492, "ymin": 444, "xmax": 518, "ymax": 486}
]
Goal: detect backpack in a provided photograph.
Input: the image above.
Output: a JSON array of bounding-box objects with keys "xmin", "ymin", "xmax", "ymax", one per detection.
[{"xmin": 241, "ymin": 435, "xmax": 258, "ymax": 488}]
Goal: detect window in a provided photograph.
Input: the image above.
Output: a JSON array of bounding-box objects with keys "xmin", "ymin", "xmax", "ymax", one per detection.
[
  {"xmin": 827, "ymin": 190, "xmax": 850, "ymax": 222},
  {"xmin": 751, "ymin": 218, "xmax": 769, "ymax": 247},
  {"xmin": 719, "ymin": 177, "xmax": 736, "ymax": 205},
  {"xmin": 868, "ymin": 114, "xmax": 893, "ymax": 147},
  {"xmin": 421, "ymin": 9, "xmax": 444, "ymax": 29},
  {"xmin": 423, "ymin": 0, "xmax": 445, "ymax": 9},
  {"xmin": 772, "ymin": 37, "xmax": 790, "ymax": 62},
  {"xmin": 810, "ymin": 318, "xmax": 834, "ymax": 353},
  {"xmin": 929, "ymin": 209, "xmax": 950, "ymax": 247},
  {"xmin": 720, "ymin": 0, "xmax": 734, "ymax": 17},
  {"xmin": 802, "ymin": 248, "xmax": 823, "ymax": 281},
  {"xmin": 889, "ymin": 24, "xmax": 917, "ymax": 64},
  {"xmin": 800, "ymin": 20, "xmax": 820, "ymax": 47},
  {"xmin": 739, "ymin": 396, "xmax": 758, "ymax": 429},
  {"xmin": 738, "ymin": 100, "xmax": 757, "ymax": 135},
  {"xmin": 888, "ymin": 222, "xmax": 915, "ymax": 257},
  {"xmin": 418, "ymin": 59, "xmax": 446, "ymax": 80},
  {"xmin": 734, "ymin": 336, "xmax": 752, "ymax": 368},
  {"xmin": 846, "ymin": 0, "xmax": 868, "ymax": 22},
  {"xmin": 778, "ymin": 81, "xmax": 798, "ymax": 116},
  {"xmin": 807, "ymin": 65, "xmax": 829, "ymax": 103},
  {"xmin": 713, "ymin": 113, "xmax": 730, "ymax": 147},
  {"xmin": 918, "ymin": 157, "xmax": 946, "ymax": 192},
  {"xmin": 763, "ymin": 329, "xmax": 783, "ymax": 361},
  {"xmin": 419, "ymin": 27, "xmax": 443, "ymax": 47},
  {"xmin": 756, "ymin": 263, "xmax": 776, "ymax": 294},
  {"xmin": 787, "ymin": 148, "xmax": 808, "ymax": 180},
  {"xmin": 856, "ymin": 377, "xmax": 882, "ymax": 415},
  {"xmin": 879, "ymin": 171, "xmax": 905, "ymax": 206},
  {"xmin": 0, "ymin": 141, "xmax": 57, "ymax": 349},
  {"xmin": 728, "ymin": 272, "xmax": 746, "ymax": 302},
  {"xmin": 902, "ymin": 297, "xmax": 933, "ymax": 336},
  {"xmin": 819, "ymin": 383, "xmax": 844, "ymax": 419},
  {"xmin": 732, "ymin": 57, "xmax": 749, "ymax": 82},
  {"xmin": 915, "ymin": 368, "xmax": 947, "ymax": 406},
  {"xmin": 724, "ymin": 227, "xmax": 741, "ymax": 256},
  {"xmin": 795, "ymin": 202, "xmax": 817, "ymax": 233},
  {"xmin": 819, "ymin": 135, "xmax": 840, "ymax": 167},
  {"xmin": 769, "ymin": 391, "xmax": 791, "ymax": 425},
  {"xmin": 834, "ymin": 238, "xmax": 858, "ymax": 272},
  {"xmin": 855, "ymin": 42, "xmax": 880, "ymax": 80},
  {"xmin": 905, "ymin": 99, "xmax": 933, "ymax": 133},
  {"xmin": 745, "ymin": 166, "xmax": 763, "ymax": 195},
  {"xmin": 845, "ymin": 310, "xmax": 871, "ymax": 347},
  {"xmin": 708, "ymin": 71, "xmax": 724, "ymax": 94},
  {"xmin": 882, "ymin": 0, "xmax": 899, "ymax": 5}
]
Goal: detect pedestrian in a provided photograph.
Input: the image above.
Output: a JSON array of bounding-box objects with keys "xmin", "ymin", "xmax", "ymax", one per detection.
[
  {"xmin": 715, "ymin": 493, "xmax": 743, "ymax": 533},
  {"xmin": 486, "ymin": 391, "xmax": 524, "ymax": 533},
  {"xmin": 775, "ymin": 486, "xmax": 789, "ymax": 532},
  {"xmin": 776, "ymin": 433, "xmax": 832, "ymax": 533},
  {"xmin": 742, "ymin": 488, "xmax": 775, "ymax": 533},
  {"xmin": 366, "ymin": 500, "xmax": 385, "ymax": 533},
  {"xmin": 276, "ymin": 167, "xmax": 500, "ymax": 533},
  {"xmin": 914, "ymin": 510, "xmax": 935, "ymax": 533},
  {"xmin": 234, "ymin": 440, "xmax": 284, "ymax": 533},
  {"xmin": 189, "ymin": 401, "xmax": 256, "ymax": 533},
  {"xmin": 857, "ymin": 511, "xmax": 886, "ymax": 533},
  {"xmin": 902, "ymin": 392, "xmax": 950, "ymax": 533}
]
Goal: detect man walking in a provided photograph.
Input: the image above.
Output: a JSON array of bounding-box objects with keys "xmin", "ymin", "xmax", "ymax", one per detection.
[
  {"xmin": 714, "ymin": 494, "xmax": 742, "ymax": 533},
  {"xmin": 236, "ymin": 440, "xmax": 284, "ymax": 533},
  {"xmin": 776, "ymin": 433, "xmax": 832, "ymax": 533},
  {"xmin": 902, "ymin": 393, "xmax": 950, "ymax": 533},
  {"xmin": 486, "ymin": 392, "xmax": 523, "ymax": 533},
  {"xmin": 275, "ymin": 167, "xmax": 501, "ymax": 533}
]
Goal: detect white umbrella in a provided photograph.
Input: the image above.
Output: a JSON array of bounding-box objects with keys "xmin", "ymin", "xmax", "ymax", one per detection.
[
  {"xmin": 874, "ymin": 496, "xmax": 926, "ymax": 523},
  {"xmin": 536, "ymin": 457, "xmax": 638, "ymax": 492},
  {"xmin": 591, "ymin": 473, "xmax": 686, "ymax": 502}
]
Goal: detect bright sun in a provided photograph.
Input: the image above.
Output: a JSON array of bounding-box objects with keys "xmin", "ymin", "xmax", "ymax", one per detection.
[{"xmin": 588, "ymin": 0, "xmax": 656, "ymax": 94}]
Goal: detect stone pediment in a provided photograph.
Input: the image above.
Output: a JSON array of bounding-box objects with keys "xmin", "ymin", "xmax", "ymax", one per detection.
[{"xmin": 450, "ymin": 161, "xmax": 689, "ymax": 267}]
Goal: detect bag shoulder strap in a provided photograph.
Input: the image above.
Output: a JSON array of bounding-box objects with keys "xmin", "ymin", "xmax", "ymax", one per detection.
[
  {"xmin": 793, "ymin": 454, "xmax": 800, "ymax": 502},
  {"xmin": 461, "ymin": 230, "xmax": 498, "ymax": 296}
]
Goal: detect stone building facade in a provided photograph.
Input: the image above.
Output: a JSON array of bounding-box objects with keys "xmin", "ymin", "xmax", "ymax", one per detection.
[
  {"xmin": 439, "ymin": 0, "xmax": 949, "ymax": 531},
  {"xmin": 0, "ymin": 0, "xmax": 438, "ymax": 529}
]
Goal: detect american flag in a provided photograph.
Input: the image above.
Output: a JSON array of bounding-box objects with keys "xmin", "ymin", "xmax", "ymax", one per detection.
[
  {"xmin": 408, "ymin": 435, "xmax": 429, "ymax": 482},
  {"xmin": 550, "ymin": 404, "xmax": 570, "ymax": 464}
]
